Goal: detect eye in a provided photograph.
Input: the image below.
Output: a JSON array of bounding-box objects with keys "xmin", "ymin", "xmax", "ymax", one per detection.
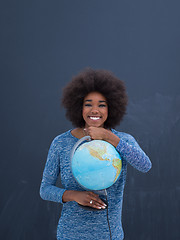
[
  {"xmin": 99, "ymin": 104, "xmax": 107, "ymax": 107},
  {"xmin": 84, "ymin": 103, "xmax": 92, "ymax": 107}
]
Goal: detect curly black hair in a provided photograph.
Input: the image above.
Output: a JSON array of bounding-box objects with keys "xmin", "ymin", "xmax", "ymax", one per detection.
[{"xmin": 62, "ymin": 68, "xmax": 128, "ymax": 129}]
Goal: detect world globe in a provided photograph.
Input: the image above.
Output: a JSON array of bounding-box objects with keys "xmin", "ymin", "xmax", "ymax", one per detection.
[{"xmin": 71, "ymin": 138, "xmax": 122, "ymax": 191}]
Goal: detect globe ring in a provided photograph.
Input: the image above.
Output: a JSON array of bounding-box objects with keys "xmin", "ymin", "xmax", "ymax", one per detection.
[{"xmin": 90, "ymin": 200, "xmax": 93, "ymax": 204}]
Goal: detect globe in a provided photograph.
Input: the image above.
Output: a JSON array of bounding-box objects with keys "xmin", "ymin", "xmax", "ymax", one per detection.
[{"xmin": 71, "ymin": 139, "xmax": 122, "ymax": 191}]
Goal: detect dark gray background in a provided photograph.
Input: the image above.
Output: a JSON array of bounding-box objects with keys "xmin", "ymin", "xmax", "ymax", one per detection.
[{"xmin": 0, "ymin": 0, "xmax": 180, "ymax": 239}]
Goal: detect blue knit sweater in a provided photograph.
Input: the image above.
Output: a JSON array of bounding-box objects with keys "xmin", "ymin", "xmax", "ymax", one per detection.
[{"xmin": 40, "ymin": 129, "xmax": 152, "ymax": 240}]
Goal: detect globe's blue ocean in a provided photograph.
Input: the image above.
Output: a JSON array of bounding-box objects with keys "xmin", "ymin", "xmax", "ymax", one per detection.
[{"xmin": 71, "ymin": 140, "xmax": 122, "ymax": 190}]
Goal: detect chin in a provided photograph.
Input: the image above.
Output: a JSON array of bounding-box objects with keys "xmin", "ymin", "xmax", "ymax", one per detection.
[{"xmin": 86, "ymin": 122, "xmax": 104, "ymax": 128}]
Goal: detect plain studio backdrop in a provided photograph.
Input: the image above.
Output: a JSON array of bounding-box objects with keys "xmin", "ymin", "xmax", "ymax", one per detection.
[{"xmin": 0, "ymin": 0, "xmax": 180, "ymax": 239}]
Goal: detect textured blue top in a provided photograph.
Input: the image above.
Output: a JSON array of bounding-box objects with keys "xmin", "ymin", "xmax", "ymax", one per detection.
[{"xmin": 40, "ymin": 129, "xmax": 152, "ymax": 240}]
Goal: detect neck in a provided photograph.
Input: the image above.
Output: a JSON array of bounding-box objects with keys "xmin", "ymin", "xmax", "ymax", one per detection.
[{"xmin": 71, "ymin": 128, "xmax": 86, "ymax": 139}]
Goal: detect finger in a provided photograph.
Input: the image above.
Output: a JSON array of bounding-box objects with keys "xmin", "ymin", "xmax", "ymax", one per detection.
[
  {"xmin": 86, "ymin": 127, "xmax": 94, "ymax": 135},
  {"xmin": 89, "ymin": 193, "xmax": 107, "ymax": 207},
  {"xmin": 84, "ymin": 128, "xmax": 94, "ymax": 139},
  {"xmin": 88, "ymin": 199, "xmax": 105, "ymax": 209},
  {"xmin": 93, "ymin": 197, "xmax": 107, "ymax": 207},
  {"xmin": 83, "ymin": 128, "xmax": 88, "ymax": 136}
]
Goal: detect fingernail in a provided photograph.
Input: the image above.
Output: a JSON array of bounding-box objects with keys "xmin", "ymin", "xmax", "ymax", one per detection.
[{"xmin": 101, "ymin": 206, "xmax": 106, "ymax": 209}]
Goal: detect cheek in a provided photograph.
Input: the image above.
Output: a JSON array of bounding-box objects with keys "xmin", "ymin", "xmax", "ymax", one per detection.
[
  {"xmin": 104, "ymin": 108, "xmax": 108, "ymax": 119},
  {"xmin": 82, "ymin": 107, "xmax": 87, "ymax": 119}
]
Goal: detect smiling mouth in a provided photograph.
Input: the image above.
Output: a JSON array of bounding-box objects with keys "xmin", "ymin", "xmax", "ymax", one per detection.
[{"xmin": 89, "ymin": 116, "xmax": 101, "ymax": 120}]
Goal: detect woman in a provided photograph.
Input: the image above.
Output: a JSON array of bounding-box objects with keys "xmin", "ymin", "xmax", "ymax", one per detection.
[{"xmin": 40, "ymin": 68, "xmax": 152, "ymax": 240}]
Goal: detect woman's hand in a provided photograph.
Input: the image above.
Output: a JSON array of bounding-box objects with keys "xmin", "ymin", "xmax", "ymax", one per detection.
[
  {"xmin": 62, "ymin": 190, "xmax": 107, "ymax": 210},
  {"xmin": 84, "ymin": 127, "xmax": 120, "ymax": 147},
  {"xmin": 84, "ymin": 126, "xmax": 106, "ymax": 140}
]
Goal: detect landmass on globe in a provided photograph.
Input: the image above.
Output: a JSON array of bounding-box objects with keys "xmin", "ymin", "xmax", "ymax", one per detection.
[{"xmin": 87, "ymin": 143, "xmax": 122, "ymax": 183}]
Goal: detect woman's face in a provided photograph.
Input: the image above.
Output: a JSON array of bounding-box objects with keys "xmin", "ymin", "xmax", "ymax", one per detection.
[{"xmin": 82, "ymin": 92, "xmax": 108, "ymax": 128}]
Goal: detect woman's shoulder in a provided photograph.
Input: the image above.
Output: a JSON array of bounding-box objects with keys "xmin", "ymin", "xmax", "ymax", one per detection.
[
  {"xmin": 51, "ymin": 129, "xmax": 74, "ymax": 145},
  {"xmin": 112, "ymin": 129, "xmax": 135, "ymax": 141}
]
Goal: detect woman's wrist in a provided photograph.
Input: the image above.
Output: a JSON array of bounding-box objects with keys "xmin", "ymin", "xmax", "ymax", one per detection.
[
  {"xmin": 103, "ymin": 129, "xmax": 120, "ymax": 148},
  {"xmin": 62, "ymin": 190, "xmax": 77, "ymax": 203}
]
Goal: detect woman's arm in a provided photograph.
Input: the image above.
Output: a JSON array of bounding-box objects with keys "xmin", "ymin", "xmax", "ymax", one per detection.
[
  {"xmin": 116, "ymin": 134, "xmax": 152, "ymax": 173},
  {"xmin": 39, "ymin": 137, "xmax": 66, "ymax": 204},
  {"xmin": 84, "ymin": 127, "xmax": 120, "ymax": 147},
  {"xmin": 62, "ymin": 190, "xmax": 107, "ymax": 209},
  {"xmin": 85, "ymin": 127, "xmax": 152, "ymax": 173}
]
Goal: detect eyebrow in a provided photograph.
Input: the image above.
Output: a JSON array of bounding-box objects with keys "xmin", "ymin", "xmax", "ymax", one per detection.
[{"xmin": 84, "ymin": 100, "xmax": 107, "ymax": 103}]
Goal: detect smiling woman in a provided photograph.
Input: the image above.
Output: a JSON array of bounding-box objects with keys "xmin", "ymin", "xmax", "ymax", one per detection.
[
  {"xmin": 62, "ymin": 68, "xmax": 128, "ymax": 129},
  {"xmin": 40, "ymin": 68, "xmax": 152, "ymax": 240}
]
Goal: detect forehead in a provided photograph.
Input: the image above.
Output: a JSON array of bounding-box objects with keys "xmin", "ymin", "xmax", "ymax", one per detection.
[{"xmin": 84, "ymin": 92, "xmax": 106, "ymax": 101}]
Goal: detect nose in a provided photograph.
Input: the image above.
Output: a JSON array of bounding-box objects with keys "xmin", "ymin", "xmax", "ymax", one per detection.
[{"xmin": 91, "ymin": 106, "xmax": 99, "ymax": 114}]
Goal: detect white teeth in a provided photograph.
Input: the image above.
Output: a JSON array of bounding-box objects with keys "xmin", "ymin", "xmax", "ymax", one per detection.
[{"xmin": 90, "ymin": 117, "xmax": 100, "ymax": 120}]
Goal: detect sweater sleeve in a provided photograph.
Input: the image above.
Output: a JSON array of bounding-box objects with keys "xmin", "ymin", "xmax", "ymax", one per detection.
[
  {"xmin": 40, "ymin": 137, "xmax": 66, "ymax": 204},
  {"xmin": 116, "ymin": 134, "xmax": 152, "ymax": 173}
]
